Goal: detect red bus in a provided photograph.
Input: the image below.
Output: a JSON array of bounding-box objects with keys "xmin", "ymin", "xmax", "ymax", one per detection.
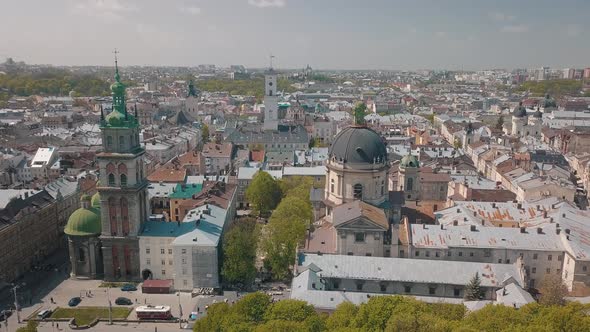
[{"xmin": 135, "ymin": 305, "xmax": 172, "ymax": 320}]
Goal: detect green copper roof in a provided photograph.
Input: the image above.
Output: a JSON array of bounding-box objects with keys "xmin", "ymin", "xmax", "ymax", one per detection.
[
  {"xmin": 100, "ymin": 56, "xmax": 138, "ymax": 129},
  {"xmin": 65, "ymin": 196, "xmax": 101, "ymax": 236},
  {"xmin": 400, "ymin": 154, "xmax": 420, "ymax": 168},
  {"xmin": 91, "ymin": 192, "xmax": 101, "ymax": 209},
  {"xmin": 169, "ymin": 183, "xmax": 203, "ymax": 199}
]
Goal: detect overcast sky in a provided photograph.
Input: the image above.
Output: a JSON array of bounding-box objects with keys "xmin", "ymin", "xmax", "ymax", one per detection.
[{"xmin": 1, "ymin": 0, "xmax": 588, "ymax": 70}]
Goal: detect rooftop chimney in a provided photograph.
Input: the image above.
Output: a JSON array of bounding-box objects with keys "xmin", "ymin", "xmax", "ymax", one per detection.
[
  {"xmin": 537, "ymin": 228, "xmax": 543, "ymax": 234},
  {"xmin": 453, "ymin": 220, "xmax": 458, "ymax": 226},
  {"xmin": 520, "ymin": 227, "xmax": 526, "ymax": 233},
  {"xmin": 556, "ymin": 229, "xmax": 561, "ymax": 235},
  {"xmin": 470, "ymin": 225, "xmax": 477, "ymax": 232},
  {"xmin": 565, "ymin": 228, "xmax": 571, "ymax": 235}
]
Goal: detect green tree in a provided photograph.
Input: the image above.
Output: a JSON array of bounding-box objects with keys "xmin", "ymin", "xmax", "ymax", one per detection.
[
  {"xmin": 353, "ymin": 102, "xmax": 367, "ymax": 125},
  {"xmin": 327, "ymin": 302, "xmax": 358, "ymax": 329},
  {"xmin": 225, "ymin": 292, "xmax": 272, "ymax": 326},
  {"xmin": 453, "ymin": 137, "xmax": 463, "ymax": 149},
  {"xmin": 201, "ymin": 124, "xmax": 210, "ymax": 143},
  {"xmin": 464, "ymin": 273, "xmax": 484, "ymax": 301},
  {"xmin": 264, "ymin": 300, "xmax": 317, "ymax": 322},
  {"xmin": 245, "ymin": 171, "xmax": 281, "ymax": 217},
  {"xmin": 193, "ymin": 302, "xmax": 231, "ymax": 332},
  {"xmin": 16, "ymin": 321, "xmax": 39, "ymax": 332},
  {"xmin": 260, "ymin": 196, "xmax": 311, "ymax": 279},
  {"xmin": 539, "ymin": 274, "xmax": 568, "ymax": 306},
  {"xmin": 221, "ymin": 217, "xmax": 259, "ymax": 287},
  {"xmin": 460, "ymin": 304, "xmax": 525, "ymax": 332}
]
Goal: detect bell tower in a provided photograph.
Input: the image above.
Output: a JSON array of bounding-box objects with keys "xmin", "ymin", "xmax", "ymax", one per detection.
[
  {"xmin": 98, "ymin": 51, "xmax": 149, "ymax": 281},
  {"xmin": 263, "ymin": 55, "xmax": 279, "ymax": 131}
]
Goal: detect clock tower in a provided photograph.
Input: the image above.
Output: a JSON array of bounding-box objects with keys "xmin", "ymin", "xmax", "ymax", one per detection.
[
  {"xmin": 98, "ymin": 54, "xmax": 149, "ymax": 281},
  {"xmin": 263, "ymin": 62, "xmax": 279, "ymax": 131}
]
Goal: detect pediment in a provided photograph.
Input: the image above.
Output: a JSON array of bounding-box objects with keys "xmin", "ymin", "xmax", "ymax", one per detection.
[{"xmin": 335, "ymin": 216, "xmax": 387, "ymax": 231}]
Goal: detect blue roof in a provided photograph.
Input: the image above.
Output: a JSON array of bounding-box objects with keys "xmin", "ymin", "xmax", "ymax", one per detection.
[{"xmin": 140, "ymin": 220, "xmax": 197, "ymax": 237}]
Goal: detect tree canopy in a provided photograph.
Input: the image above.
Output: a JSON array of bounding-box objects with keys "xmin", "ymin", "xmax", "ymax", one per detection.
[
  {"xmin": 516, "ymin": 79, "xmax": 583, "ymax": 97},
  {"xmin": 539, "ymin": 274, "xmax": 568, "ymax": 306},
  {"xmin": 245, "ymin": 171, "xmax": 281, "ymax": 217},
  {"xmin": 221, "ymin": 217, "xmax": 259, "ymax": 288},
  {"xmin": 194, "ymin": 294, "xmax": 590, "ymax": 332}
]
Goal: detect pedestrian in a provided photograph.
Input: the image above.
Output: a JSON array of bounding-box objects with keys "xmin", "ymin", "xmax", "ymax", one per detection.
[
  {"xmin": 135, "ymin": 298, "xmax": 137, "ymax": 303},
  {"xmin": 56, "ymin": 322, "xmax": 59, "ymax": 329},
  {"xmin": 52, "ymin": 321, "xmax": 54, "ymax": 327},
  {"xmin": 50, "ymin": 297, "xmax": 54, "ymax": 304}
]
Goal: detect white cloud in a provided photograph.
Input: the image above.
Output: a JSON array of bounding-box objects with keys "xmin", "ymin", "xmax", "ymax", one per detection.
[
  {"xmin": 180, "ymin": 6, "xmax": 201, "ymax": 15},
  {"xmin": 248, "ymin": 0, "xmax": 286, "ymax": 8},
  {"xmin": 501, "ymin": 24, "xmax": 529, "ymax": 33},
  {"xmin": 71, "ymin": 0, "xmax": 137, "ymax": 21},
  {"xmin": 488, "ymin": 11, "xmax": 515, "ymax": 22},
  {"xmin": 565, "ymin": 24, "xmax": 581, "ymax": 37}
]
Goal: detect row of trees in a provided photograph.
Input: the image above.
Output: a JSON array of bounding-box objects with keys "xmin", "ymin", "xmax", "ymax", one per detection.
[
  {"xmin": 515, "ymin": 79, "xmax": 583, "ymax": 97},
  {"xmin": 197, "ymin": 78, "xmax": 296, "ymax": 100},
  {"xmin": 221, "ymin": 173, "xmax": 314, "ymax": 287},
  {"xmin": 194, "ymin": 292, "xmax": 590, "ymax": 332},
  {"xmin": 0, "ymin": 69, "xmax": 112, "ymax": 98}
]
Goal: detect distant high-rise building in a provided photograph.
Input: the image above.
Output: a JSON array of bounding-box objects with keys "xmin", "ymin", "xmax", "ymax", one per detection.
[
  {"xmin": 584, "ymin": 68, "xmax": 590, "ymax": 79},
  {"xmin": 563, "ymin": 68, "xmax": 575, "ymax": 79}
]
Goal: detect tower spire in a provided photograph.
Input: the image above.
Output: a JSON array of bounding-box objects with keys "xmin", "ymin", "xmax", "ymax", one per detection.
[{"xmin": 113, "ymin": 49, "xmax": 120, "ymax": 82}]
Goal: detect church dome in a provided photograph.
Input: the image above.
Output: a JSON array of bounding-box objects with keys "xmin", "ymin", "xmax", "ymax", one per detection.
[
  {"xmin": 400, "ymin": 154, "xmax": 420, "ymax": 168},
  {"xmin": 329, "ymin": 126, "xmax": 387, "ymax": 168},
  {"xmin": 65, "ymin": 196, "xmax": 101, "ymax": 236},
  {"xmin": 91, "ymin": 192, "xmax": 101, "ymax": 209},
  {"xmin": 110, "ymin": 80, "xmax": 125, "ymax": 95},
  {"xmin": 533, "ymin": 108, "xmax": 543, "ymax": 118},
  {"xmin": 105, "ymin": 109, "xmax": 126, "ymax": 126},
  {"xmin": 513, "ymin": 102, "xmax": 527, "ymax": 118},
  {"xmin": 543, "ymin": 94, "xmax": 557, "ymax": 108}
]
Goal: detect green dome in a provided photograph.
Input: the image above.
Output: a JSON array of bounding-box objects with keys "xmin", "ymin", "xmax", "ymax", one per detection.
[
  {"xmin": 105, "ymin": 109, "xmax": 127, "ymax": 126},
  {"xmin": 91, "ymin": 192, "xmax": 101, "ymax": 209},
  {"xmin": 400, "ymin": 154, "xmax": 419, "ymax": 168},
  {"xmin": 65, "ymin": 207, "xmax": 101, "ymax": 236},
  {"xmin": 110, "ymin": 80, "xmax": 125, "ymax": 94}
]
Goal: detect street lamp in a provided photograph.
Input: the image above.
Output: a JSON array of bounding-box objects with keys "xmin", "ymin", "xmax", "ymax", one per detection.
[
  {"xmin": 12, "ymin": 284, "xmax": 20, "ymax": 324},
  {"xmin": 177, "ymin": 292, "xmax": 182, "ymax": 328},
  {"xmin": 106, "ymin": 286, "xmax": 113, "ymax": 325}
]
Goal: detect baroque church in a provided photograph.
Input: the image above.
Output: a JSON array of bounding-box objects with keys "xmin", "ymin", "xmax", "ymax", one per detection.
[{"xmin": 65, "ymin": 57, "xmax": 149, "ymax": 281}]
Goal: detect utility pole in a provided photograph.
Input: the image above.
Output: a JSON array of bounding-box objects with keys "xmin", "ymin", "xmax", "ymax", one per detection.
[{"xmin": 13, "ymin": 285, "xmax": 20, "ymax": 323}]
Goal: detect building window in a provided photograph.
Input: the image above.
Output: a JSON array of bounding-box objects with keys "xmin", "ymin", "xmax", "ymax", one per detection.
[
  {"xmin": 356, "ymin": 282, "xmax": 363, "ymax": 291},
  {"xmin": 347, "ymin": 252, "xmax": 353, "ymax": 256},
  {"xmin": 161, "ymin": 249, "xmax": 165, "ymax": 254},
  {"xmin": 406, "ymin": 177, "xmax": 414, "ymax": 191},
  {"xmin": 458, "ymin": 252, "xmax": 463, "ymax": 257},
  {"xmin": 161, "ymin": 259, "xmax": 165, "ymax": 265},
  {"xmin": 146, "ymin": 258, "xmax": 151, "ymax": 265},
  {"xmin": 447, "ymin": 252, "xmax": 452, "ymax": 257},
  {"xmin": 183, "ymin": 280, "xmax": 188, "ymax": 286},
  {"xmin": 380, "ymin": 284, "xmax": 387, "ymax": 292},
  {"xmin": 454, "ymin": 288, "xmax": 460, "ymax": 297},
  {"xmin": 182, "ymin": 268, "xmax": 187, "ymax": 275},
  {"xmin": 506, "ymin": 259, "xmax": 510, "ymax": 264},
  {"xmin": 161, "ymin": 270, "xmax": 166, "ymax": 275},
  {"xmin": 404, "ymin": 285, "xmax": 412, "ymax": 293},
  {"xmin": 498, "ymin": 259, "xmax": 502, "ymax": 263},
  {"xmin": 169, "ymin": 259, "xmax": 173, "ymax": 265},
  {"xmin": 433, "ymin": 204, "xmax": 438, "ymax": 211},
  {"xmin": 107, "ymin": 136, "xmax": 113, "ymax": 147},
  {"xmin": 435, "ymin": 252, "xmax": 440, "ymax": 258},
  {"xmin": 146, "ymin": 248, "xmax": 150, "ymax": 254},
  {"xmin": 484, "ymin": 249, "xmax": 491, "ymax": 257},
  {"xmin": 548, "ymin": 255, "xmax": 552, "ymax": 261},
  {"xmin": 78, "ymin": 248, "xmax": 85, "ymax": 262},
  {"xmin": 425, "ymin": 251, "xmax": 430, "ymax": 257},
  {"xmin": 558, "ymin": 255, "xmax": 563, "ymax": 261},
  {"xmin": 120, "ymin": 174, "xmax": 127, "ymax": 187},
  {"xmin": 415, "ymin": 251, "xmax": 420, "ymax": 257},
  {"xmin": 353, "ymin": 184, "xmax": 363, "ymax": 199},
  {"xmin": 429, "ymin": 287, "xmax": 436, "ymax": 295},
  {"xmin": 168, "ymin": 249, "xmax": 172, "ymax": 255},
  {"xmin": 182, "ymin": 249, "xmax": 187, "ymax": 254},
  {"xmin": 532, "ymin": 267, "xmax": 536, "ymax": 274},
  {"xmin": 330, "ymin": 179, "xmax": 335, "ymax": 193},
  {"xmin": 108, "ymin": 173, "xmax": 115, "ymax": 186},
  {"xmin": 182, "ymin": 258, "xmax": 187, "ymax": 264},
  {"xmin": 533, "ymin": 253, "xmax": 538, "ymax": 260},
  {"xmin": 365, "ymin": 253, "xmax": 372, "ymax": 257},
  {"xmin": 119, "ymin": 136, "xmax": 125, "ymax": 149},
  {"xmin": 354, "ymin": 232, "xmax": 365, "ymax": 243},
  {"xmin": 469, "ymin": 252, "xmax": 474, "ymax": 257},
  {"xmin": 584, "ymin": 266, "xmax": 588, "ymax": 272}
]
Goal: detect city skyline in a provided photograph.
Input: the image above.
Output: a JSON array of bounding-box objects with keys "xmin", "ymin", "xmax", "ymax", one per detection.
[{"xmin": 1, "ymin": 0, "xmax": 589, "ymax": 70}]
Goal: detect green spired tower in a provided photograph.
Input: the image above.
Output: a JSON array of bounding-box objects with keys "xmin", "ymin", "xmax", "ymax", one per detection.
[{"xmin": 97, "ymin": 52, "xmax": 149, "ymax": 281}]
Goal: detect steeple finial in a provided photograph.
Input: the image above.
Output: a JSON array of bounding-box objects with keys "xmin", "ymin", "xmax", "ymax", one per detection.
[{"xmin": 113, "ymin": 48, "xmax": 120, "ymax": 82}]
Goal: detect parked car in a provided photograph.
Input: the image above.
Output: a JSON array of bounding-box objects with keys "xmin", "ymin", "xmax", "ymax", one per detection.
[
  {"xmin": 115, "ymin": 297, "xmax": 133, "ymax": 305},
  {"xmin": 121, "ymin": 284, "xmax": 137, "ymax": 292},
  {"xmin": 68, "ymin": 297, "xmax": 81, "ymax": 307},
  {"xmin": 189, "ymin": 312, "xmax": 198, "ymax": 321},
  {"xmin": 37, "ymin": 309, "xmax": 52, "ymax": 319},
  {"xmin": 0, "ymin": 310, "xmax": 12, "ymax": 321}
]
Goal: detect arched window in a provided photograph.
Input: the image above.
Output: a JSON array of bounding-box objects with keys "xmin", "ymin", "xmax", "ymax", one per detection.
[
  {"xmin": 353, "ymin": 184, "xmax": 363, "ymax": 200},
  {"xmin": 120, "ymin": 174, "xmax": 127, "ymax": 187},
  {"xmin": 121, "ymin": 198, "xmax": 129, "ymax": 236},
  {"xmin": 106, "ymin": 163, "xmax": 116, "ymax": 174},
  {"xmin": 78, "ymin": 248, "xmax": 85, "ymax": 262},
  {"xmin": 118, "ymin": 164, "xmax": 128, "ymax": 186},
  {"xmin": 109, "ymin": 197, "xmax": 118, "ymax": 236},
  {"xmin": 331, "ymin": 179, "xmax": 335, "ymax": 193},
  {"xmin": 406, "ymin": 177, "xmax": 414, "ymax": 191},
  {"xmin": 108, "ymin": 174, "xmax": 115, "ymax": 186}
]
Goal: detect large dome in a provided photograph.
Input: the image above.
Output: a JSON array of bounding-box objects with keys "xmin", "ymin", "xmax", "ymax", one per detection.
[
  {"xmin": 513, "ymin": 102, "xmax": 527, "ymax": 118},
  {"xmin": 91, "ymin": 192, "xmax": 101, "ymax": 209},
  {"xmin": 329, "ymin": 126, "xmax": 387, "ymax": 168},
  {"xmin": 65, "ymin": 196, "xmax": 101, "ymax": 236}
]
